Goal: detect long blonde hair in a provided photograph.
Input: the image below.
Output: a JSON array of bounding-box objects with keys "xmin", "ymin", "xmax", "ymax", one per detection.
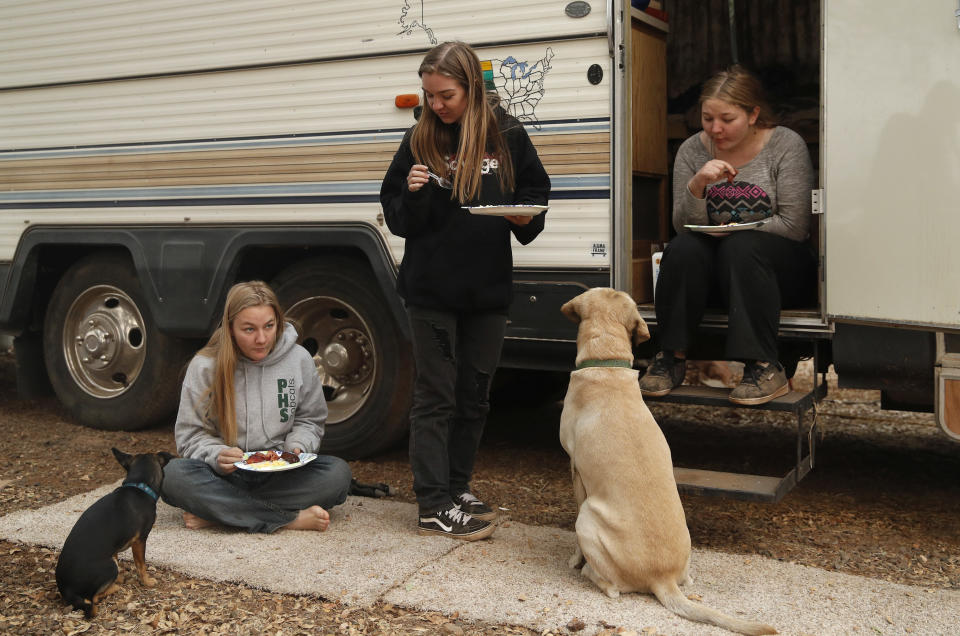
[
  {"xmin": 197, "ymin": 281, "xmax": 286, "ymax": 446},
  {"xmin": 700, "ymin": 64, "xmax": 777, "ymax": 129},
  {"xmin": 410, "ymin": 41, "xmax": 514, "ymax": 203}
]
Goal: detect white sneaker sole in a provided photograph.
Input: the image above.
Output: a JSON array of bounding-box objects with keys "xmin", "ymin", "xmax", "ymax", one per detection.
[
  {"xmin": 640, "ymin": 385, "xmax": 676, "ymax": 397},
  {"xmin": 417, "ymin": 522, "xmax": 496, "ymax": 541},
  {"xmin": 466, "ymin": 509, "xmax": 498, "ymax": 522},
  {"xmin": 728, "ymin": 382, "xmax": 790, "ymax": 405}
]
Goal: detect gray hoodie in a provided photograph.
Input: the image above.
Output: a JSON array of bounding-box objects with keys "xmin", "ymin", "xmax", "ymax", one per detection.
[{"xmin": 175, "ymin": 323, "xmax": 328, "ymax": 473}]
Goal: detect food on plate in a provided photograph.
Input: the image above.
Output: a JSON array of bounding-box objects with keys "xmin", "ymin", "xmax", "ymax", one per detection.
[
  {"xmin": 246, "ymin": 450, "xmax": 280, "ymax": 464},
  {"xmin": 239, "ymin": 450, "xmax": 301, "ymax": 470}
]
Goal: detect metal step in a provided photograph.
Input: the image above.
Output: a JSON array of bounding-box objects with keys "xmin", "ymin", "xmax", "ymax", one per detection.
[
  {"xmin": 637, "ymin": 306, "xmax": 832, "ymax": 338},
  {"xmin": 672, "ymin": 466, "xmax": 806, "ymax": 503},
  {"xmin": 647, "ymin": 384, "xmax": 826, "ymax": 413},
  {"xmin": 646, "ymin": 383, "xmax": 824, "ymax": 503}
]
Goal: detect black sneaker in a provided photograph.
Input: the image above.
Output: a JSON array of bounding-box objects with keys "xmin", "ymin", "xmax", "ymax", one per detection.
[
  {"xmin": 639, "ymin": 351, "xmax": 686, "ymax": 397},
  {"xmin": 729, "ymin": 360, "xmax": 789, "ymax": 405},
  {"xmin": 453, "ymin": 491, "xmax": 497, "ymax": 521},
  {"xmin": 418, "ymin": 505, "xmax": 495, "ymax": 541}
]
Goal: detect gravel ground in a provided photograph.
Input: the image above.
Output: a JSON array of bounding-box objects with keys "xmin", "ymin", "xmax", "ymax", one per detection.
[{"xmin": 0, "ymin": 353, "xmax": 958, "ymax": 634}]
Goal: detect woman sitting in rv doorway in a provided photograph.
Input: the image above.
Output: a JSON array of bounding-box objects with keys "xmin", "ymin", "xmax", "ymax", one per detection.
[
  {"xmin": 161, "ymin": 280, "xmax": 352, "ymax": 533},
  {"xmin": 639, "ymin": 65, "xmax": 816, "ymax": 406}
]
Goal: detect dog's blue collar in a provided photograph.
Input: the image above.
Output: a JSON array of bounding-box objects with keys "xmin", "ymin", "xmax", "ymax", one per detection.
[
  {"xmin": 122, "ymin": 482, "xmax": 159, "ymax": 501},
  {"xmin": 575, "ymin": 359, "xmax": 634, "ymax": 370}
]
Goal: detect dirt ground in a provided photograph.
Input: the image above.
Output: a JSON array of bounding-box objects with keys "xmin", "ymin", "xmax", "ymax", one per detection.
[{"xmin": 1, "ymin": 352, "xmax": 958, "ymax": 635}]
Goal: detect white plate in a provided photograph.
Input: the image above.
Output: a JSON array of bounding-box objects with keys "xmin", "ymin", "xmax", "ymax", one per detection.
[
  {"xmin": 685, "ymin": 219, "xmax": 768, "ymax": 234},
  {"xmin": 463, "ymin": 205, "xmax": 547, "ymax": 217},
  {"xmin": 234, "ymin": 451, "xmax": 317, "ymax": 472}
]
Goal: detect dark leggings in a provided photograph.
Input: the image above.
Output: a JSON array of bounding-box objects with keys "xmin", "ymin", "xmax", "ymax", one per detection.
[{"xmin": 654, "ymin": 230, "xmax": 816, "ymax": 363}]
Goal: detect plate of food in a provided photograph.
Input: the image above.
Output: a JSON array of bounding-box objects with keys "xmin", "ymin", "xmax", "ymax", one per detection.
[
  {"xmin": 684, "ymin": 219, "xmax": 768, "ymax": 234},
  {"xmin": 463, "ymin": 204, "xmax": 547, "ymax": 217},
  {"xmin": 234, "ymin": 450, "xmax": 317, "ymax": 472}
]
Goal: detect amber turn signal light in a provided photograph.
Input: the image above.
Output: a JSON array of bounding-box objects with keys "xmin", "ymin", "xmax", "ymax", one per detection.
[{"xmin": 395, "ymin": 94, "xmax": 420, "ymax": 108}]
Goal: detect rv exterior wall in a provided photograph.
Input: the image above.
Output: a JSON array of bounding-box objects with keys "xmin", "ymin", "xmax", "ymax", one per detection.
[
  {"xmin": 0, "ymin": 1, "xmax": 608, "ymax": 88},
  {"xmin": 0, "ymin": 6, "xmax": 617, "ymax": 271}
]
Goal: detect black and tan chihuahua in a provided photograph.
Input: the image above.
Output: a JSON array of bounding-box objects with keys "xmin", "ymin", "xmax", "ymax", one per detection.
[{"xmin": 56, "ymin": 448, "xmax": 175, "ymax": 617}]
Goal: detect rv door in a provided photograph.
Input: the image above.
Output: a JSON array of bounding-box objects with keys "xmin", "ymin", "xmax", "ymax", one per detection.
[{"xmin": 823, "ymin": 1, "xmax": 960, "ymax": 329}]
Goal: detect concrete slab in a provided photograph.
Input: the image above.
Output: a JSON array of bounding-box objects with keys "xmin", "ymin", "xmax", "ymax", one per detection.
[
  {"xmin": 2, "ymin": 484, "xmax": 958, "ymax": 634},
  {"xmin": 387, "ymin": 519, "xmax": 959, "ymax": 634},
  {"xmin": 0, "ymin": 482, "xmax": 455, "ymax": 605}
]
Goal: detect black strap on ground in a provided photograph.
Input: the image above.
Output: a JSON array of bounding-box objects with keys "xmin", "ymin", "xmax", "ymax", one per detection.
[{"xmin": 348, "ymin": 478, "xmax": 395, "ymax": 498}]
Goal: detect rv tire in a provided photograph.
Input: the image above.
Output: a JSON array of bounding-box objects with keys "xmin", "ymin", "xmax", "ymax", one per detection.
[
  {"xmin": 42, "ymin": 253, "xmax": 193, "ymax": 430},
  {"xmin": 272, "ymin": 257, "xmax": 412, "ymax": 459}
]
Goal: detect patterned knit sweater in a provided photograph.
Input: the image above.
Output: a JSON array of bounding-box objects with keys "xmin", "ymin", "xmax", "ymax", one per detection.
[{"xmin": 672, "ymin": 126, "xmax": 815, "ymax": 242}]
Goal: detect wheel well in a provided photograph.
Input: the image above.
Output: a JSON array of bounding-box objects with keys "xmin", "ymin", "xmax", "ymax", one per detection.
[
  {"xmin": 6, "ymin": 230, "xmax": 403, "ymax": 339},
  {"xmin": 27, "ymin": 245, "xmax": 136, "ymax": 333},
  {"xmin": 233, "ymin": 246, "xmax": 407, "ymax": 340},
  {"xmin": 232, "ymin": 245, "xmax": 375, "ymax": 284}
]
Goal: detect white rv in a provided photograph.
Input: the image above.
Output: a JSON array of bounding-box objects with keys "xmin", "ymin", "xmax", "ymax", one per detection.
[{"xmin": 0, "ymin": 1, "xmax": 957, "ymax": 460}]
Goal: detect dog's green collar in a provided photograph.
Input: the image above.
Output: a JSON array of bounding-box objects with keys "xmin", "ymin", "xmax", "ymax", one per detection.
[
  {"xmin": 122, "ymin": 482, "xmax": 159, "ymax": 501},
  {"xmin": 576, "ymin": 359, "xmax": 634, "ymax": 370}
]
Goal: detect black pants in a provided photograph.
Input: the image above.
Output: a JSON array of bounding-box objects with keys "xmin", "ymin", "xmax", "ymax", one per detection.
[
  {"xmin": 405, "ymin": 306, "xmax": 507, "ymax": 513},
  {"xmin": 654, "ymin": 230, "xmax": 816, "ymax": 363}
]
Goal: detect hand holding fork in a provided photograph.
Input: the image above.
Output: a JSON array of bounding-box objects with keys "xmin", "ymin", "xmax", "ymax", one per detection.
[{"xmin": 407, "ymin": 164, "xmax": 452, "ymax": 192}]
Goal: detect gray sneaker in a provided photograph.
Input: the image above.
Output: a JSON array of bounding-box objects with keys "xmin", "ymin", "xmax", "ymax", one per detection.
[
  {"xmin": 729, "ymin": 361, "xmax": 789, "ymax": 405},
  {"xmin": 639, "ymin": 352, "xmax": 686, "ymax": 397}
]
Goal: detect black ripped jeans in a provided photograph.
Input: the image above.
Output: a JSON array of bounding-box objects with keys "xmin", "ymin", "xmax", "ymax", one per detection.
[{"xmin": 405, "ymin": 306, "xmax": 508, "ymax": 513}]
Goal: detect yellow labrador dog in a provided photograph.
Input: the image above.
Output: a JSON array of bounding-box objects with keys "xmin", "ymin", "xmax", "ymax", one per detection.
[{"xmin": 559, "ymin": 288, "xmax": 776, "ymax": 636}]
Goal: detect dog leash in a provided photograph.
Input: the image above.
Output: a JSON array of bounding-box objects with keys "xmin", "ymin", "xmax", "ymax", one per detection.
[
  {"xmin": 575, "ymin": 359, "xmax": 633, "ymax": 370},
  {"xmin": 122, "ymin": 482, "xmax": 159, "ymax": 501}
]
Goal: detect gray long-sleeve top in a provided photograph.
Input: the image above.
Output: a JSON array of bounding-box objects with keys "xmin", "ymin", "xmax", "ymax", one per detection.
[{"xmin": 672, "ymin": 126, "xmax": 815, "ymax": 242}]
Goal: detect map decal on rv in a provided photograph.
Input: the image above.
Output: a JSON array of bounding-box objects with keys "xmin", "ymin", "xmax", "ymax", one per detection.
[
  {"xmin": 487, "ymin": 48, "xmax": 555, "ymax": 129},
  {"xmin": 397, "ymin": 1, "xmax": 437, "ymax": 44}
]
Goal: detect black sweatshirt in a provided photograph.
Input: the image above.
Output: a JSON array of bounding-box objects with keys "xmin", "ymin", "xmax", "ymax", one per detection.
[{"xmin": 380, "ymin": 113, "xmax": 550, "ymax": 314}]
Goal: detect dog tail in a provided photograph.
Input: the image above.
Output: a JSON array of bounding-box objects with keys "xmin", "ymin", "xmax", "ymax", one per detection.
[{"xmin": 650, "ymin": 580, "xmax": 777, "ymax": 636}]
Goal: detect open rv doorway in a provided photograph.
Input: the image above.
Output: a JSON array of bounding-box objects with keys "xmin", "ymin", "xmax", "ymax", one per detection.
[{"xmin": 628, "ymin": 0, "xmax": 823, "ymax": 334}]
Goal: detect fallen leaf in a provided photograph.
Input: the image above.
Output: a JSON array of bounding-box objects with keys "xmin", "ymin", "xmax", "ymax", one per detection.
[{"xmin": 566, "ymin": 617, "xmax": 586, "ymax": 632}]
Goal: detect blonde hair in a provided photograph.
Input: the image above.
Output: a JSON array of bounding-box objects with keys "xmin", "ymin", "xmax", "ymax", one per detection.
[
  {"xmin": 197, "ymin": 281, "xmax": 285, "ymax": 446},
  {"xmin": 700, "ymin": 64, "xmax": 777, "ymax": 129},
  {"xmin": 410, "ymin": 41, "xmax": 515, "ymax": 203}
]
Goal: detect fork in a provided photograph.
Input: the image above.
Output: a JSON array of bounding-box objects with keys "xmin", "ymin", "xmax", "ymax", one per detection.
[{"xmin": 426, "ymin": 170, "xmax": 453, "ymax": 189}]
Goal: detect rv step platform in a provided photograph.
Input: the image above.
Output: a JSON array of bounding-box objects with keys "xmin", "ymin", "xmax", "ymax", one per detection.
[{"xmin": 645, "ymin": 383, "xmax": 826, "ymax": 503}]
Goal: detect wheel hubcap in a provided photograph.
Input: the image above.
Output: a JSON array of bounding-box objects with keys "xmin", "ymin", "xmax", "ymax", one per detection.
[
  {"xmin": 285, "ymin": 296, "xmax": 377, "ymax": 424},
  {"xmin": 62, "ymin": 285, "xmax": 146, "ymax": 398}
]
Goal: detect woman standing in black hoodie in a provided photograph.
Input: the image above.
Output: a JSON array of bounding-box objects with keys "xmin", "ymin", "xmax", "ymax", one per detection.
[{"xmin": 380, "ymin": 41, "xmax": 550, "ymax": 540}]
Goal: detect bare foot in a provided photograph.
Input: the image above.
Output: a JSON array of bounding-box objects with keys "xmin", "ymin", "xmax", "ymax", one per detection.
[
  {"xmin": 183, "ymin": 511, "xmax": 219, "ymax": 530},
  {"xmin": 283, "ymin": 505, "xmax": 330, "ymax": 532}
]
